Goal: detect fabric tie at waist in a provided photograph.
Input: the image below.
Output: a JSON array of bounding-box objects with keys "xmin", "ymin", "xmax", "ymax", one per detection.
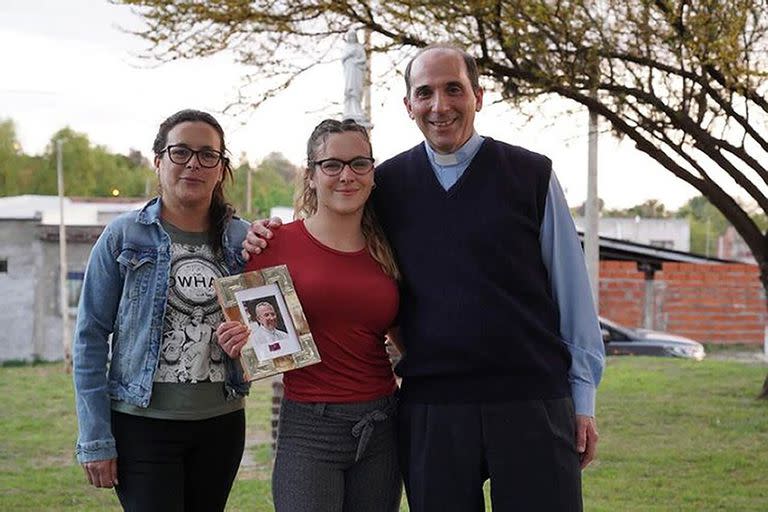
[
  {"xmin": 350, "ymin": 410, "xmax": 389, "ymax": 461},
  {"xmin": 313, "ymin": 400, "xmax": 395, "ymax": 462}
]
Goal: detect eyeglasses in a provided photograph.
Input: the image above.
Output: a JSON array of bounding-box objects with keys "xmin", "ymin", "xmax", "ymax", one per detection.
[
  {"xmin": 312, "ymin": 157, "xmax": 375, "ymax": 176},
  {"xmin": 160, "ymin": 144, "xmax": 224, "ymax": 168}
]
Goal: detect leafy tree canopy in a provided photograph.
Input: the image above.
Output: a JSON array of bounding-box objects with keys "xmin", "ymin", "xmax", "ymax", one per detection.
[
  {"xmin": 0, "ymin": 121, "xmax": 154, "ymax": 198},
  {"xmin": 117, "ymin": 0, "xmax": 768, "ymax": 279},
  {"xmin": 228, "ymin": 152, "xmax": 297, "ymax": 218}
]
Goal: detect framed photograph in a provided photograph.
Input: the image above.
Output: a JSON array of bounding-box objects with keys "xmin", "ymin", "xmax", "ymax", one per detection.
[{"xmin": 213, "ymin": 265, "xmax": 321, "ymax": 381}]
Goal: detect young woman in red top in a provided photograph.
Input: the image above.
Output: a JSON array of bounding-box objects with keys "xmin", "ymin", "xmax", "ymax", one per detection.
[{"xmin": 217, "ymin": 119, "xmax": 402, "ymax": 512}]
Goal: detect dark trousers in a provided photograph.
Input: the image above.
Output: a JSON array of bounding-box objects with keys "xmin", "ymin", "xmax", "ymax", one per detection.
[
  {"xmin": 111, "ymin": 409, "xmax": 245, "ymax": 512},
  {"xmin": 398, "ymin": 398, "xmax": 582, "ymax": 512},
  {"xmin": 272, "ymin": 397, "xmax": 402, "ymax": 512}
]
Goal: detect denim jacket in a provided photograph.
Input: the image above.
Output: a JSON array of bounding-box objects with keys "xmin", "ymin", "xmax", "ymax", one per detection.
[{"xmin": 73, "ymin": 197, "xmax": 250, "ymax": 463}]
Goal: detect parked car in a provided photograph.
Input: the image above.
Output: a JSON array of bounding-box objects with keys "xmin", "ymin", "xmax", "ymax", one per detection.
[{"xmin": 600, "ymin": 317, "xmax": 706, "ymax": 361}]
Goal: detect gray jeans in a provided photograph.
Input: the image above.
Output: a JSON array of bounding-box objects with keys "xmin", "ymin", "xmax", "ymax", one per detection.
[{"xmin": 272, "ymin": 396, "xmax": 402, "ymax": 512}]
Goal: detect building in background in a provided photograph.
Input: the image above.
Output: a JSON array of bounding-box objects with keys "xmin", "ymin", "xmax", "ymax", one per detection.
[
  {"xmin": 718, "ymin": 226, "xmax": 756, "ymax": 263},
  {"xmin": 269, "ymin": 205, "xmax": 294, "ymax": 223},
  {"xmin": 573, "ymin": 216, "xmax": 690, "ymax": 252},
  {"xmin": 0, "ymin": 195, "xmax": 144, "ymax": 362}
]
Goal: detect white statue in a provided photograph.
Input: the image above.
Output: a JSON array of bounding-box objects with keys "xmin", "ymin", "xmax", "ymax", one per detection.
[{"xmin": 342, "ymin": 28, "xmax": 367, "ymax": 123}]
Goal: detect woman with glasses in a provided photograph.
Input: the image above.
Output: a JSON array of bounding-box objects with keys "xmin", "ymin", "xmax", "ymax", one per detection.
[
  {"xmin": 217, "ymin": 119, "xmax": 402, "ymax": 512},
  {"xmin": 73, "ymin": 109, "xmax": 249, "ymax": 511}
]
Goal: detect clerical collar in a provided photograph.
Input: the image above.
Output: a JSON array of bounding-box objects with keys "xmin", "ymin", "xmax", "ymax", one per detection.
[{"xmin": 425, "ymin": 132, "xmax": 484, "ymax": 167}]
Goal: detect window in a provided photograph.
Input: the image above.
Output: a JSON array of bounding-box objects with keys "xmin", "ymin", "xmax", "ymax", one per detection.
[
  {"xmin": 66, "ymin": 271, "xmax": 85, "ymax": 310},
  {"xmin": 0, "ymin": 259, "xmax": 7, "ymax": 273}
]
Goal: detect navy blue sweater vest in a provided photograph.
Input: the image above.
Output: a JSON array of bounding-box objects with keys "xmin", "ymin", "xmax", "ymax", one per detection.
[{"xmin": 374, "ymin": 138, "xmax": 571, "ymax": 403}]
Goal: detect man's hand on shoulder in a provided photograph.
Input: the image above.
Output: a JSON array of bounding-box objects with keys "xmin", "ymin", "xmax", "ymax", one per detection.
[
  {"xmin": 241, "ymin": 217, "xmax": 282, "ymax": 261},
  {"xmin": 575, "ymin": 414, "xmax": 599, "ymax": 469}
]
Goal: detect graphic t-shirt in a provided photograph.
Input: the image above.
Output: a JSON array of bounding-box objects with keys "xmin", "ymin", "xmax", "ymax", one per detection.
[
  {"xmin": 155, "ymin": 225, "xmax": 228, "ymax": 384},
  {"xmin": 112, "ymin": 222, "xmax": 243, "ymax": 420}
]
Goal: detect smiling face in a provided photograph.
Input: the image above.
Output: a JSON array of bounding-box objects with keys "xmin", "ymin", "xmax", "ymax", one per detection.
[
  {"xmin": 309, "ymin": 131, "xmax": 374, "ymax": 218},
  {"xmin": 404, "ymin": 48, "xmax": 484, "ymax": 154},
  {"xmin": 154, "ymin": 121, "xmax": 224, "ymax": 211}
]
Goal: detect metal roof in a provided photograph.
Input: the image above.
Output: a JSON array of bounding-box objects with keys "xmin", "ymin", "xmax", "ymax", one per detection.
[
  {"xmin": 576, "ymin": 231, "xmax": 738, "ymax": 266},
  {"xmin": 0, "ymin": 195, "xmax": 145, "ymax": 225}
]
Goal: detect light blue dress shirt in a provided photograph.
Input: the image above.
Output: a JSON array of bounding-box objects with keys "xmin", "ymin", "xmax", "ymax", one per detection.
[{"xmin": 423, "ymin": 135, "xmax": 605, "ymax": 417}]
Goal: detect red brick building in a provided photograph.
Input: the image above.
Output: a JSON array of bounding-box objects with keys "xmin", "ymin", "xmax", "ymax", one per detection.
[{"xmin": 592, "ymin": 235, "xmax": 765, "ymax": 346}]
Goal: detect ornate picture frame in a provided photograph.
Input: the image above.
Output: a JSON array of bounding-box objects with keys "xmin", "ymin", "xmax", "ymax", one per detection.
[{"xmin": 214, "ymin": 265, "xmax": 321, "ymax": 381}]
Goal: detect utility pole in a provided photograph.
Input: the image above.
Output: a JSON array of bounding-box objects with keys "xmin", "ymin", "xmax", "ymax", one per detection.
[
  {"xmin": 585, "ymin": 104, "xmax": 600, "ymax": 312},
  {"xmin": 243, "ymin": 152, "xmax": 252, "ymax": 216},
  {"xmin": 57, "ymin": 139, "xmax": 72, "ymax": 372}
]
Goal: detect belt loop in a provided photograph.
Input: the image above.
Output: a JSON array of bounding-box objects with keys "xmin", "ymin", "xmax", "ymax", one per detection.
[{"xmin": 313, "ymin": 403, "xmax": 326, "ymax": 416}]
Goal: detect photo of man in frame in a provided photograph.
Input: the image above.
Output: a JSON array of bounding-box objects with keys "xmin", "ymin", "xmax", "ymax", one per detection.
[{"xmin": 235, "ymin": 284, "xmax": 302, "ymax": 362}]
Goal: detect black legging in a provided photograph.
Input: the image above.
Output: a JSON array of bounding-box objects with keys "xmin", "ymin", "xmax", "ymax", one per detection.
[{"xmin": 111, "ymin": 409, "xmax": 245, "ymax": 512}]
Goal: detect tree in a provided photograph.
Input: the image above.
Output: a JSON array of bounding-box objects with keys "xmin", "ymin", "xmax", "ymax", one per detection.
[
  {"xmin": 262, "ymin": 151, "xmax": 299, "ymax": 184},
  {"xmin": 0, "ymin": 119, "xmax": 44, "ymax": 197},
  {"xmin": 119, "ymin": 1, "xmax": 768, "ymax": 396},
  {"xmin": 681, "ymin": 198, "xmax": 725, "ymax": 256},
  {"xmin": 676, "ymin": 195, "xmax": 730, "ymax": 256},
  {"xmin": 228, "ymin": 152, "xmax": 297, "ymax": 218},
  {"xmin": 2, "ymin": 121, "xmax": 154, "ymax": 198},
  {"xmin": 571, "ymin": 197, "xmax": 605, "ymax": 217},
  {"xmin": 37, "ymin": 128, "xmax": 154, "ymax": 198},
  {"xmin": 601, "ymin": 199, "xmax": 671, "ymax": 219}
]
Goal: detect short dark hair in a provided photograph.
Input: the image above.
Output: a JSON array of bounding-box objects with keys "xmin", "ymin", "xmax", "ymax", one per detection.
[{"xmin": 404, "ymin": 44, "xmax": 480, "ymax": 97}]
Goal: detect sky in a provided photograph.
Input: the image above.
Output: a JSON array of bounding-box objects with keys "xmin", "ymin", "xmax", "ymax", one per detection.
[{"xmin": 0, "ymin": 0, "xmax": 703, "ymax": 210}]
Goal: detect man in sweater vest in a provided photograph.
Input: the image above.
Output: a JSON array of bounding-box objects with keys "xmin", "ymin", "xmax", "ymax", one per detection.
[{"xmin": 244, "ymin": 45, "xmax": 605, "ymax": 512}]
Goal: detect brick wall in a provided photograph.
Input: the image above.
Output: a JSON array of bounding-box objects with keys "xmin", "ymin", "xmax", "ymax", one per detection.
[
  {"xmin": 598, "ymin": 262, "xmax": 645, "ymax": 327},
  {"xmin": 599, "ymin": 261, "xmax": 767, "ymax": 346}
]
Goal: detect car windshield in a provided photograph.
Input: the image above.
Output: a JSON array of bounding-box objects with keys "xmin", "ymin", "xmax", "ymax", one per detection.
[{"xmin": 600, "ymin": 318, "xmax": 635, "ymax": 341}]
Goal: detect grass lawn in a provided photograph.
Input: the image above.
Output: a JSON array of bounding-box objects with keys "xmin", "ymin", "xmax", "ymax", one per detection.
[{"xmin": 1, "ymin": 357, "xmax": 767, "ymax": 511}]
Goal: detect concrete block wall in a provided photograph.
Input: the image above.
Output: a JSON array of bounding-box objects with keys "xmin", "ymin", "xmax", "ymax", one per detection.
[{"xmin": 599, "ymin": 261, "xmax": 767, "ymax": 346}]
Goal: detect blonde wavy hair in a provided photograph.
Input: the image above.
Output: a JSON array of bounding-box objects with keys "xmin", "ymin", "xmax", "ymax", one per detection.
[{"xmin": 294, "ymin": 119, "xmax": 400, "ymax": 281}]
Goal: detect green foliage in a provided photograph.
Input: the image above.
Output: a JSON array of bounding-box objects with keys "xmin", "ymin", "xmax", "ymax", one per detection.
[
  {"xmin": 118, "ymin": 0, "xmax": 768, "ymax": 267},
  {"xmin": 0, "ymin": 121, "xmax": 154, "ymax": 199},
  {"xmin": 676, "ymin": 196, "xmax": 731, "ymax": 256},
  {"xmin": 228, "ymin": 153, "xmax": 297, "ymax": 220},
  {"xmin": 0, "ymin": 116, "xmax": 299, "ymax": 216},
  {"xmin": 0, "ymin": 119, "xmax": 19, "ymax": 192},
  {"xmin": 573, "ymin": 195, "xmax": 766, "ymax": 257},
  {"xmin": 2, "ymin": 358, "xmax": 768, "ymax": 511},
  {"xmin": 599, "ymin": 199, "xmax": 671, "ymax": 219}
]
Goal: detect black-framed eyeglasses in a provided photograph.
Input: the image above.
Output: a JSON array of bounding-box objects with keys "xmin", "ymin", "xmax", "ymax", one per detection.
[
  {"xmin": 160, "ymin": 144, "xmax": 224, "ymax": 168},
  {"xmin": 312, "ymin": 157, "xmax": 375, "ymax": 176}
]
